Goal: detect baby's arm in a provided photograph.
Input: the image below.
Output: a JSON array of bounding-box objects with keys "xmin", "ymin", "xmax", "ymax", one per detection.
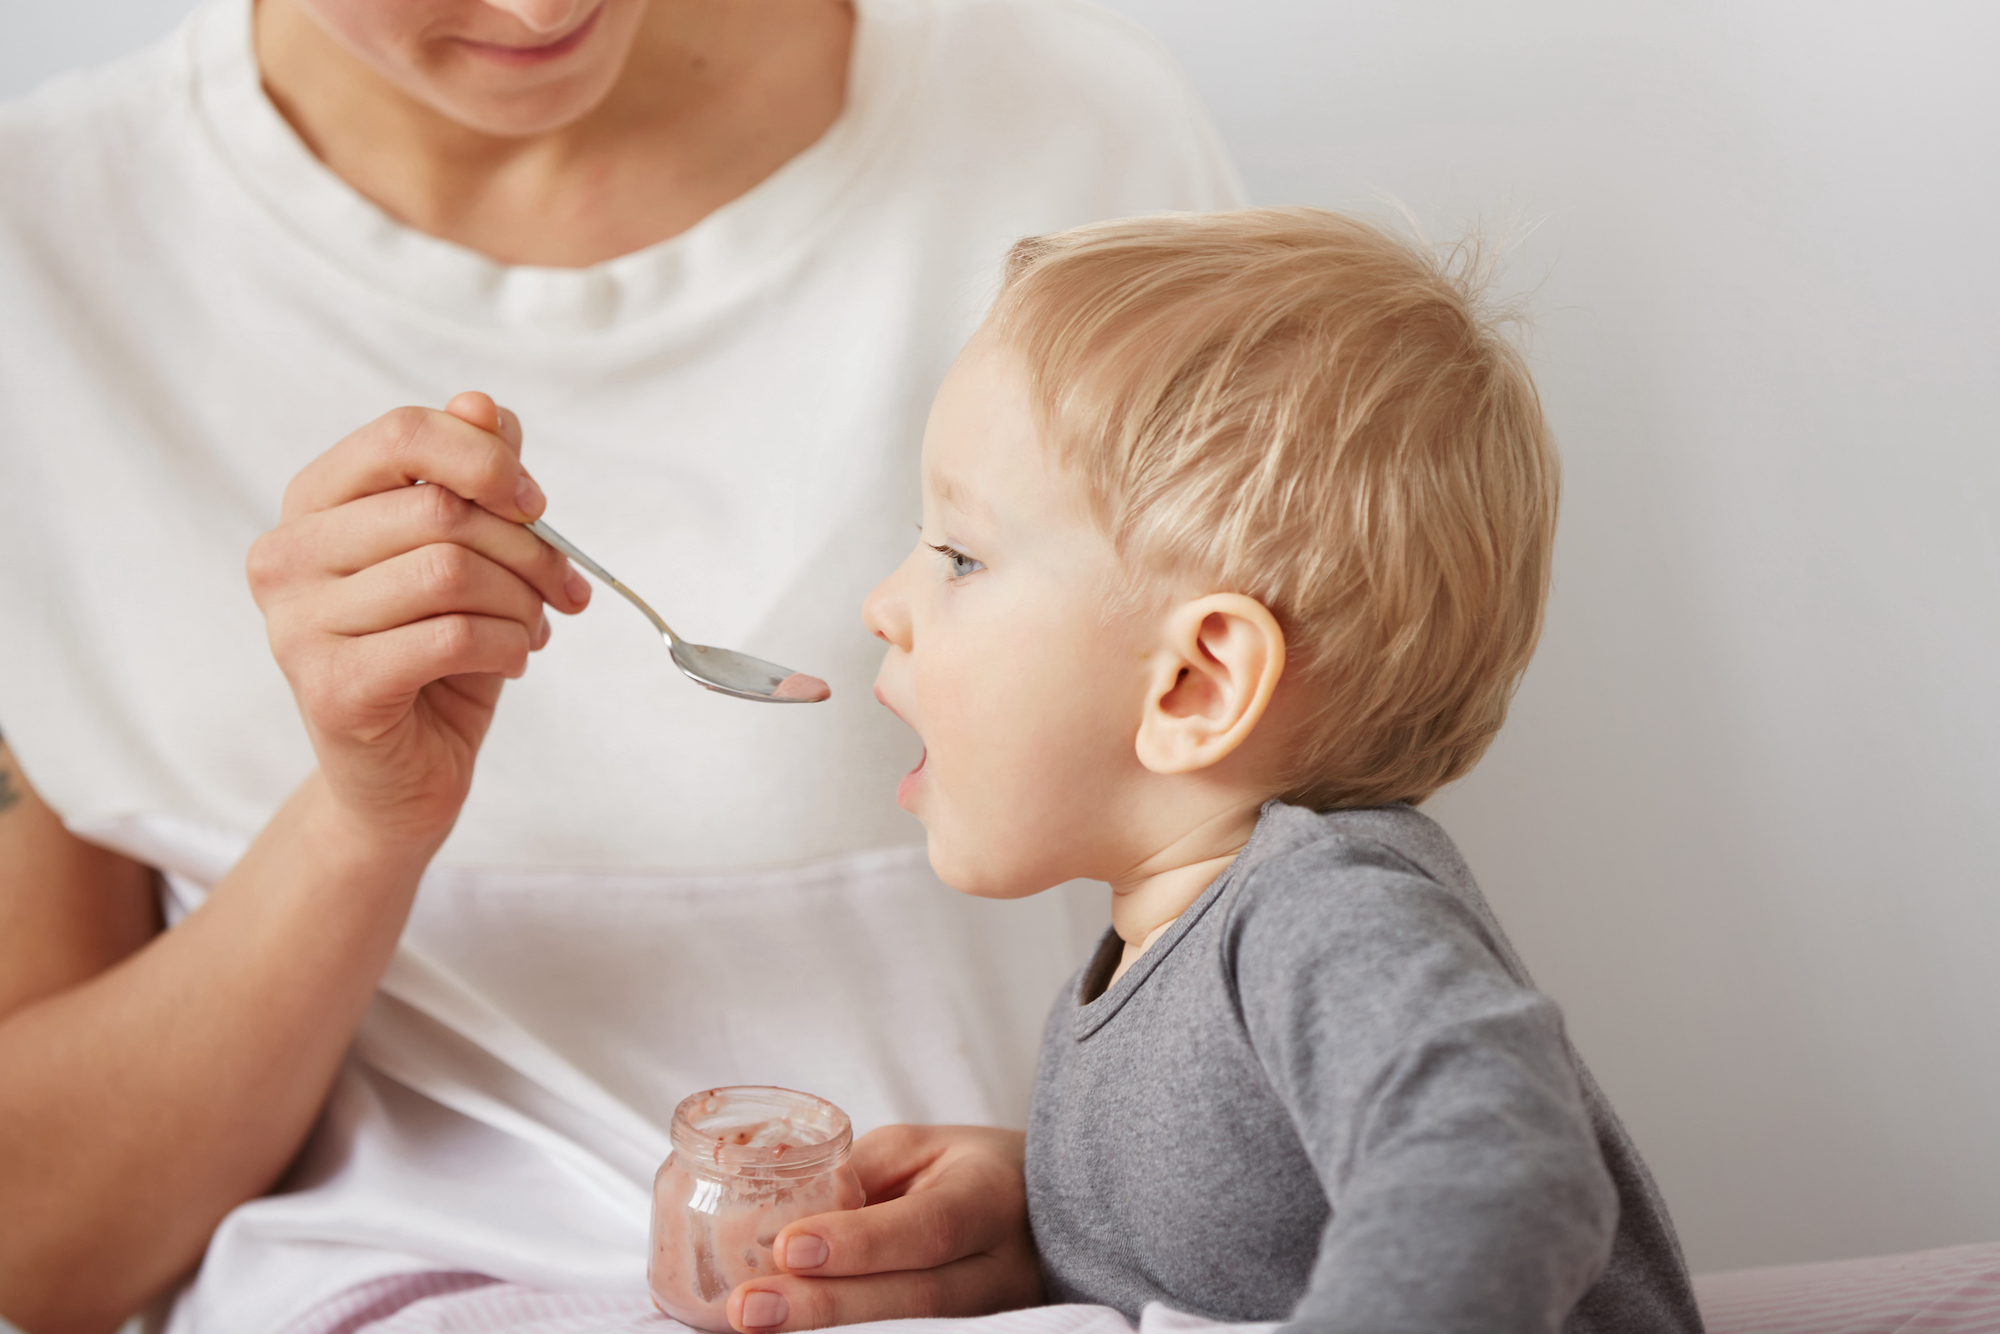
[{"xmin": 1229, "ymin": 842, "xmax": 1619, "ymax": 1334}]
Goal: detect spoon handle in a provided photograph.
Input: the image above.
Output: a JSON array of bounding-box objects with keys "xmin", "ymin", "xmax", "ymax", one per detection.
[{"xmin": 527, "ymin": 518, "xmax": 681, "ymax": 645}]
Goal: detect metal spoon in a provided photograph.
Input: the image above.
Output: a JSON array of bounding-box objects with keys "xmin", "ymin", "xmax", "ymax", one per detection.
[{"xmin": 527, "ymin": 519, "xmax": 830, "ymax": 704}]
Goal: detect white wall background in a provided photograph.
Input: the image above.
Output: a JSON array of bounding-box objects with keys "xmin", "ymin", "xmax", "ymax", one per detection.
[{"xmin": 9, "ymin": 0, "xmax": 1997, "ymax": 1278}]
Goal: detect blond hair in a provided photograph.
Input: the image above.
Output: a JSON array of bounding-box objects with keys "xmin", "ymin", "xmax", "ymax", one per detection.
[{"xmin": 989, "ymin": 208, "xmax": 1558, "ymax": 809}]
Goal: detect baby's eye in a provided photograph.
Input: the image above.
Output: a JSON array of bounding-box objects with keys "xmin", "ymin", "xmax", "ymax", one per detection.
[{"xmin": 928, "ymin": 542, "xmax": 985, "ymax": 580}]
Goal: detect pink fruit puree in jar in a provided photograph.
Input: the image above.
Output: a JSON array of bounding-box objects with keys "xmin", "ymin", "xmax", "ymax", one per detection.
[{"xmin": 649, "ymin": 1086, "xmax": 865, "ymax": 1330}]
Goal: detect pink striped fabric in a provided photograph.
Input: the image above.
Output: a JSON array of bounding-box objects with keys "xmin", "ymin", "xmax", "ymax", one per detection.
[
  {"xmin": 278, "ymin": 1280, "xmax": 1147, "ymax": 1334},
  {"xmin": 1695, "ymin": 1241, "xmax": 2000, "ymax": 1334},
  {"xmin": 276, "ymin": 1281, "xmax": 1151, "ymax": 1334},
  {"xmin": 337, "ymin": 1285, "xmax": 662, "ymax": 1333},
  {"xmin": 274, "ymin": 1277, "xmax": 662, "ymax": 1334},
  {"xmin": 275, "ymin": 1272, "xmax": 503, "ymax": 1334}
]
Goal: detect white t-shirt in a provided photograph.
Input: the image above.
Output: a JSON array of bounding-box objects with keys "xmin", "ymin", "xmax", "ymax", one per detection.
[{"xmin": 0, "ymin": 0, "xmax": 1239, "ymax": 1328}]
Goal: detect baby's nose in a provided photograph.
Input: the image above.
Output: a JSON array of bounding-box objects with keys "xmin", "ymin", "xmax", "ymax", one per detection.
[{"xmin": 861, "ymin": 568, "xmax": 913, "ymax": 649}]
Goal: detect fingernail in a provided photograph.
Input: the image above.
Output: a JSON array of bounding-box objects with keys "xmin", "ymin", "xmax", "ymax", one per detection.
[
  {"xmin": 783, "ymin": 1235, "xmax": 828, "ymax": 1270},
  {"xmin": 741, "ymin": 1291, "xmax": 788, "ymax": 1329},
  {"xmin": 534, "ymin": 612, "xmax": 551, "ymax": 648},
  {"xmin": 563, "ymin": 565, "xmax": 591, "ymax": 605},
  {"xmin": 514, "ymin": 470, "xmax": 546, "ymax": 517}
]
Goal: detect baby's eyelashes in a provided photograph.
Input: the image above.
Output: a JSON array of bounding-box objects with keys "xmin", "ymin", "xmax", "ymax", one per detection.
[{"xmin": 928, "ymin": 542, "xmax": 986, "ymax": 580}]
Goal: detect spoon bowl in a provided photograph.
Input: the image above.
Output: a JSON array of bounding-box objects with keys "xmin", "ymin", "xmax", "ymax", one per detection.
[
  {"xmin": 527, "ymin": 519, "xmax": 830, "ymax": 704},
  {"xmin": 671, "ymin": 642, "xmax": 830, "ymax": 703}
]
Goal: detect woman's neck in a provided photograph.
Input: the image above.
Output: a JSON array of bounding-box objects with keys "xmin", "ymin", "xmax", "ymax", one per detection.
[{"xmin": 255, "ymin": 0, "xmax": 853, "ymax": 267}]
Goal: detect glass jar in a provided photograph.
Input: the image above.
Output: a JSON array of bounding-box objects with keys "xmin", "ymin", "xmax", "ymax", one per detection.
[{"xmin": 648, "ymin": 1086, "xmax": 867, "ymax": 1331}]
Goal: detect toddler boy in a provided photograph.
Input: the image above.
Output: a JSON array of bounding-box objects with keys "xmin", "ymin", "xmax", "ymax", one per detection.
[{"xmin": 862, "ymin": 209, "xmax": 1702, "ymax": 1333}]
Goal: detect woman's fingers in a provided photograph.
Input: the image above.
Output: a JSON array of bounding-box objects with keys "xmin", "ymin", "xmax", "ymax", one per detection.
[
  {"xmin": 727, "ymin": 1249, "xmax": 1040, "ymax": 1333},
  {"xmin": 446, "ymin": 390, "xmax": 526, "ymax": 453},
  {"xmin": 267, "ymin": 549, "xmax": 551, "ymax": 744},
  {"xmin": 445, "ymin": 390, "xmax": 506, "ymax": 436},
  {"xmin": 281, "ymin": 403, "xmax": 543, "ymax": 523},
  {"xmin": 247, "ymin": 392, "xmax": 568, "ymax": 840},
  {"xmin": 446, "ymin": 391, "xmax": 526, "ymax": 453},
  {"xmin": 312, "ymin": 543, "xmax": 550, "ymax": 640},
  {"xmin": 254, "ymin": 483, "xmax": 590, "ymax": 614},
  {"xmin": 306, "ymin": 615, "xmax": 539, "ymax": 745}
]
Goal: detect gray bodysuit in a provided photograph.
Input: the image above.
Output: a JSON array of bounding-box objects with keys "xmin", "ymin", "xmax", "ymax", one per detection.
[{"xmin": 1026, "ymin": 801, "xmax": 1703, "ymax": 1334}]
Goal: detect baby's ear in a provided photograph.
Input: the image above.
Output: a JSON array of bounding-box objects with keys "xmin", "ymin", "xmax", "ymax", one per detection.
[{"xmin": 1134, "ymin": 594, "xmax": 1286, "ymax": 775}]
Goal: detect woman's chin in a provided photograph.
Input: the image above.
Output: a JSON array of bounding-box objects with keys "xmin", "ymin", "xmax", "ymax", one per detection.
[{"xmin": 418, "ymin": 79, "xmax": 618, "ymax": 138}]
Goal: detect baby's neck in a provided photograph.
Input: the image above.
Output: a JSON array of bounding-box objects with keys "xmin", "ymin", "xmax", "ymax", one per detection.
[{"xmin": 1105, "ymin": 801, "xmax": 1265, "ymax": 985}]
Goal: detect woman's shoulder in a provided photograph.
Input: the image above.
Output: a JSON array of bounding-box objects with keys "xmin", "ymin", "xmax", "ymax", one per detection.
[
  {"xmin": 897, "ymin": 0, "xmax": 1242, "ymax": 206},
  {"xmin": 0, "ymin": 27, "xmax": 196, "ymax": 224},
  {"xmin": 924, "ymin": 0, "xmax": 1198, "ymax": 89},
  {"xmin": 0, "ymin": 26, "xmax": 191, "ymax": 149}
]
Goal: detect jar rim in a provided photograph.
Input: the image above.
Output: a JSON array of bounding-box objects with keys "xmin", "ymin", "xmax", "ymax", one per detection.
[{"xmin": 668, "ymin": 1085, "xmax": 853, "ymax": 1178}]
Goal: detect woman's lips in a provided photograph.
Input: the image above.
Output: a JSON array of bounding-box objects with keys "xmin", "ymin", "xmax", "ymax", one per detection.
[
  {"xmin": 896, "ymin": 749, "xmax": 927, "ymax": 810},
  {"xmin": 455, "ymin": 4, "xmax": 604, "ymax": 64}
]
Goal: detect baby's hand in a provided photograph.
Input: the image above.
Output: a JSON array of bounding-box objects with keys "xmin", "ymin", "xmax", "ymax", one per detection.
[{"xmin": 726, "ymin": 1125, "xmax": 1041, "ymax": 1331}]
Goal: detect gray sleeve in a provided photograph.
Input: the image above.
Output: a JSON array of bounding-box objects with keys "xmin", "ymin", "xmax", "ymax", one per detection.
[{"xmin": 1226, "ymin": 840, "xmax": 1620, "ymax": 1334}]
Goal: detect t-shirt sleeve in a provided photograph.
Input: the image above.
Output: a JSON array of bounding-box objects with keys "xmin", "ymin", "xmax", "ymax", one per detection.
[{"xmin": 1226, "ymin": 839, "xmax": 1620, "ymax": 1334}]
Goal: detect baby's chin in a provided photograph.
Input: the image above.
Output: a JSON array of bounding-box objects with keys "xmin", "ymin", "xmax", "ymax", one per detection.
[{"xmin": 926, "ymin": 829, "xmax": 1065, "ymax": 901}]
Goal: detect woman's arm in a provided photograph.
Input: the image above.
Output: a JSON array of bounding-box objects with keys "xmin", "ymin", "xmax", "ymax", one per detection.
[
  {"xmin": 0, "ymin": 737, "xmax": 160, "ymax": 1024},
  {"xmin": 0, "ymin": 394, "xmax": 585, "ymax": 1334},
  {"xmin": 0, "ymin": 763, "xmax": 445, "ymax": 1334}
]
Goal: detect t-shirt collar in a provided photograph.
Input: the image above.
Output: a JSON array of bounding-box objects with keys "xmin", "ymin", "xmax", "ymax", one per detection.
[{"xmin": 186, "ymin": 0, "xmax": 919, "ymax": 335}]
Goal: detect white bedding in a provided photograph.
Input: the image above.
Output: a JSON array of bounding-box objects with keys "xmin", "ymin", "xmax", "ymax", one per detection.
[
  {"xmin": 276, "ymin": 1270, "xmax": 1277, "ymax": 1334},
  {"xmin": 274, "ymin": 1241, "xmax": 2000, "ymax": 1334}
]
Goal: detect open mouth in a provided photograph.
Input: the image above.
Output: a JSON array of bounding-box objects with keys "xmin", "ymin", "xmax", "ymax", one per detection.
[
  {"xmin": 873, "ymin": 685, "xmax": 926, "ymax": 808},
  {"xmin": 456, "ymin": 4, "xmax": 604, "ymax": 63},
  {"xmin": 896, "ymin": 748, "xmax": 927, "ymax": 809}
]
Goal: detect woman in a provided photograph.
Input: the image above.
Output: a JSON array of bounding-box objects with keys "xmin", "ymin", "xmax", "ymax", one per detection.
[{"xmin": 0, "ymin": 0, "xmax": 1238, "ymax": 1329}]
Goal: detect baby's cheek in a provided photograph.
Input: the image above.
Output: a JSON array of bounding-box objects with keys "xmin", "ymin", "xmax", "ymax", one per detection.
[
  {"xmin": 926, "ymin": 752, "xmax": 1053, "ymax": 896},
  {"xmin": 920, "ymin": 642, "xmax": 1103, "ymax": 883}
]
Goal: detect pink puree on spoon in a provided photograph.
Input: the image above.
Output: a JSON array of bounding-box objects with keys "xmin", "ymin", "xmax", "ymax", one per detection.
[{"xmin": 772, "ymin": 673, "xmax": 831, "ymax": 702}]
